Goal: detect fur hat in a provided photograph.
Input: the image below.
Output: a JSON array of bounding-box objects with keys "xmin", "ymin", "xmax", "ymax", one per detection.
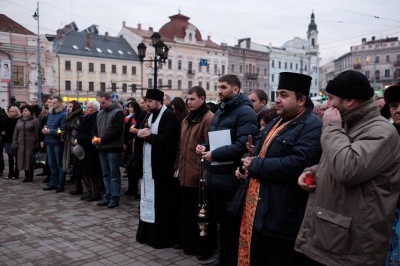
[
  {"xmin": 277, "ymin": 72, "xmax": 312, "ymax": 95},
  {"xmin": 145, "ymin": 89, "xmax": 164, "ymax": 102},
  {"xmin": 326, "ymin": 70, "xmax": 374, "ymax": 99},
  {"xmin": 384, "ymin": 82, "xmax": 400, "ymax": 104}
]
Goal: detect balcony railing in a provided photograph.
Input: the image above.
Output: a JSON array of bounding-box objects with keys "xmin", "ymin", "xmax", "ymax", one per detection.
[
  {"xmin": 353, "ymin": 64, "xmax": 362, "ymax": 70},
  {"xmin": 394, "ymin": 61, "xmax": 400, "ymax": 67},
  {"xmin": 187, "ymin": 69, "xmax": 195, "ymax": 78},
  {"xmin": 245, "ymin": 72, "xmax": 258, "ymax": 80}
]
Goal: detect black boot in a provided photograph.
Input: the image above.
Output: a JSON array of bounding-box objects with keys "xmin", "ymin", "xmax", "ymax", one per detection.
[
  {"xmin": 42, "ymin": 174, "xmax": 50, "ymax": 183},
  {"xmin": 22, "ymin": 170, "xmax": 29, "ymax": 182},
  {"xmin": 12, "ymin": 169, "xmax": 19, "ymax": 180},
  {"xmin": 69, "ymin": 176, "xmax": 83, "ymax": 195},
  {"xmin": 28, "ymin": 170, "xmax": 34, "ymax": 182}
]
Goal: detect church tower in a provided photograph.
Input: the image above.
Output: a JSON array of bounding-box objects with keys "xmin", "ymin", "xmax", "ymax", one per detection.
[{"xmin": 307, "ymin": 11, "xmax": 318, "ymax": 55}]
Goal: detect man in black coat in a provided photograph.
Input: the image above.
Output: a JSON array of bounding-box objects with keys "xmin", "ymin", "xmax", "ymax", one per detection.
[
  {"xmin": 136, "ymin": 88, "xmax": 180, "ymax": 249},
  {"xmin": 239, "ymin": 72, "xmax": 323, "ymax": 266},
  {"xmin": 74, "ymin": 100, "xmax": 104, "ymax": 201},
  {"xmin": 197, "ymin": 74, "xmax": 259, "ymax": 266}
]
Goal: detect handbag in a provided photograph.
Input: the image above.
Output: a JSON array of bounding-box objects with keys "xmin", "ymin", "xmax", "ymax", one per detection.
[
  {"xmin": 33, "ymin": 151, "xmax": 47, "ymax": 169},
  {"xmin": 227, "ymin": 177, "xmax": 250, "ymax": 217}
]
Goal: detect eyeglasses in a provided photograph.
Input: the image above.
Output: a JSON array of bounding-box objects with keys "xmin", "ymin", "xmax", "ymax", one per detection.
[{"xmin": 86, "ymin": 106, "xmax": 94, "ymax": 109}]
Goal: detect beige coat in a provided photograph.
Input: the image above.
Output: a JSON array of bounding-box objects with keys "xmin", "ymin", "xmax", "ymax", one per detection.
[{"xmin": 295, "ymin": 99, "xmax": 400, "ymax": 266}]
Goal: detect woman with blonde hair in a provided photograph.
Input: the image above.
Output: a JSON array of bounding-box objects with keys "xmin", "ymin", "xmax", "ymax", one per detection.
[{"xmin": 2, "ymin": 106, "xmax": 21, "ymax": 179}]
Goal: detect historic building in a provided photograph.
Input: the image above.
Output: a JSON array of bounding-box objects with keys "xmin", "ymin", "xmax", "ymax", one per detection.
[
  {"xmin": 119, "ymin": 13, "xmax": 225, "ymax": 102},
  {"xmin": 51, "ymin": 24, "xmax": 140, "ymax": 103},
  {"xmin": 351, "ymin": 36, "xmax": 400, "ymax": 93},
  {"xmin": 319, "ymin": 61, "xmax": 335, "ymax": 93},
  {"xmin": 268, "ymin": 12, "xmax": 320, "ymax": 102},
  {"xmin": 0, "ymin": 14, "xmax": 50, "ymax": 108},
  {"xmin": 224, "ymin": 38, "xmax": 269, "ymax": 96}
]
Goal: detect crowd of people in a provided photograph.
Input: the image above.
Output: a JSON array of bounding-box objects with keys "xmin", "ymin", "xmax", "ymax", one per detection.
[{"xmin": 0, "ymin": 70, "xmax": 400, "ymax": 266}]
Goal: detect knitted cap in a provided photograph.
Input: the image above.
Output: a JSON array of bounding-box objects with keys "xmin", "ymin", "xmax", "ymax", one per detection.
[
  {"xmin": 384, "ymin": 82, "xmax": 400, "ymax": 104},
  {"xmin": 326, "ymin": 70, "xmax": 374, "ymax": 99}
]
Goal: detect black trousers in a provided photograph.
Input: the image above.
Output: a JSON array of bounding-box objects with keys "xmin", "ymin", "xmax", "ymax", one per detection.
[
  {"xmin": 208, "ymin": 186, "xmax": 240, "ymax": 266},
  {"xmin": 250, "ymin": 229, "xmax": 325, "ymax": 266},
  {"xmin": 177, "ymin": 186, "xmax": 217, "ymax": 256}
]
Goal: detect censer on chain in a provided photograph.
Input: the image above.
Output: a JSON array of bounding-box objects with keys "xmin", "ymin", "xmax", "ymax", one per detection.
[{"xmin": 197, "ymin": 158, "xmax": 208, "ymax": 237}]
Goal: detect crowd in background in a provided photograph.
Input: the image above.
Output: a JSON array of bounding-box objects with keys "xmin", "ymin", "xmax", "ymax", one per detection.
[{"xmin": 0, "ymin": 70, "xmax": 400, "ymax": 266}]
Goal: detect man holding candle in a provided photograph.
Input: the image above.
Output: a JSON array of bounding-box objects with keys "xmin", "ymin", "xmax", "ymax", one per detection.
[
  {"xmin": 296, "ymin": 70, "xmax": 400, "ymax": 265},
  {"xmin": 239, "ymin": 72, "xmax": 322, "ymax": 265}
]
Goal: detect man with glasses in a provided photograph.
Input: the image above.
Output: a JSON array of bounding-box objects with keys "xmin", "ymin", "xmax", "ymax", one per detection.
[
  {"xmin": 42, "ymin": 96, "xmax": 67, "ymax": 193},
  {"xmin": 93, "ymin": 93, "xmax": 125, "ymax": 208}
]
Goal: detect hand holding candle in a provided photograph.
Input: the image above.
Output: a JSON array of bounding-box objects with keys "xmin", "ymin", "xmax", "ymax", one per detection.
[{"xmin": 305, "ymin": 173, "xmax": 315, "ymax": 186}]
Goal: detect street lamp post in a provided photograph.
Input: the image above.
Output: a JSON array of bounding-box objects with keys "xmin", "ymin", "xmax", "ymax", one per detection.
[
  {"xmin": 33, "ymin": 2, "xmax": 42, "ymax": 108},
  {"xmin": 137, "ymin": 32, "xmax": 169, "ymax": 92}
]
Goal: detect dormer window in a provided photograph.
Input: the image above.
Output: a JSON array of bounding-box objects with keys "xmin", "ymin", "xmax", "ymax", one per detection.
[
  {"xmin": 189, "ymin": 33, "xmax": 192, "ymax": 42},
  {"xmin": 96, "ymin": 48, "xmax": 102, "ymax": 53},
  {"xmin": 107, "ymin": 49, "xmax": 113, "ymax": 54},
  {"xmin": 72, "ymin": 45, "xmax": 79, "ymax": 50}
]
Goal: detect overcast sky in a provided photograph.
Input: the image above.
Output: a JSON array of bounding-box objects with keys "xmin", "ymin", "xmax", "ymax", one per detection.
[{"xmin": 2, "ymin": 0, "xmax": 399, "ymax": 65}]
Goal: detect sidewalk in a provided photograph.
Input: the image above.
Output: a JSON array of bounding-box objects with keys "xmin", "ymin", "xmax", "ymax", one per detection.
[{"xmin": 0, "ymin": 167, "xmax": 211, "ymax": 266}]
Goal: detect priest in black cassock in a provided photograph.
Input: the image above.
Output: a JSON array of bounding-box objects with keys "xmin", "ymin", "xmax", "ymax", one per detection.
[{"xmin": 135, "ymin": 88, "xmax": 180, "ymax": 249}]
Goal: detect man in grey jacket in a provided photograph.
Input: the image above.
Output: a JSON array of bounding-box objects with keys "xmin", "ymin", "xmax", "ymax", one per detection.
[
  {"xmin": 93, "ymin": 93, "xmax": 124, "ymax": 208},
  {"xmin": 295, "ymin": 70, "xmax": 400, "ymax": 266}
]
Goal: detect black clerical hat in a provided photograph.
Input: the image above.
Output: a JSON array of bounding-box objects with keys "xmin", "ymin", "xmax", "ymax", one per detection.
[
  {"xmin": 145, "ymin": 89, "xmax": 164, "ymax": 102},
  {"xmin": 277, "ymin": 72, "xmax": 312, "ymax": 95}
]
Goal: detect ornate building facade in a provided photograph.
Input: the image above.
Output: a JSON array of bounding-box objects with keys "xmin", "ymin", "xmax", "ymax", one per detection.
[{"xmin": 119, "ymin": 13, "xmax": 226, "ymax": 102}]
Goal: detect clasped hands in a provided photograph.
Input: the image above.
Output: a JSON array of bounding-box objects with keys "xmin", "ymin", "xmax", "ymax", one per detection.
[{"xmin": 137, "ymin": 128, "xmax": 151, "ymax": 139}]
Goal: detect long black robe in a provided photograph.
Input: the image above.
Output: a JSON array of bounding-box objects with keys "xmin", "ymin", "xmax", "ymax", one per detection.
[{"xmin": 136, "ymin": 106, "xmax": 180, "ymax": 249}]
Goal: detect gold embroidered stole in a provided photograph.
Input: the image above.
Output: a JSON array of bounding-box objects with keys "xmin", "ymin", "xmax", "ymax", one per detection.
[{"xmin": 238, "ymin": 110, "xmax": 305, "ymax": 265}]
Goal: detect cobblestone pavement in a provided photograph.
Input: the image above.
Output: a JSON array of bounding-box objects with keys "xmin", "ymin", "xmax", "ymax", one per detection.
[{"xmin": 0, "ymin": 167, "xmax": 214, "ymax": 266}]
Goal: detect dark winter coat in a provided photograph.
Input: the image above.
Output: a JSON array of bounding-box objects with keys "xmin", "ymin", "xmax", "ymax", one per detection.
[
  {"xmin": 75, "ymin": 111, "xmax": 101, "ymax": 177},
  {"xmin": 12, "ymin": 115, "xmax": 40, "ymax": 170},
  {"xmin": 248, "ymin": 107, "xmax": 322, "ymax": 241},
  {"xmin": 206, "ymin": 93, "xmax": 258, "ymax": 190},
  {"xmin": 94, "ymin": 101, "xmax": 124, "ymax": 153},
  {"xmin": 62, "ymin": 107, "xmax": 83, "ymax": 173},
  {"xmin": 3, "ymin": 117, "xmax": 19, "ymax": 144}
]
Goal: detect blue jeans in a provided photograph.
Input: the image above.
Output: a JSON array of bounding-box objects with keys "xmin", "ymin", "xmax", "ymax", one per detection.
[
  {"xmin": 99, "ymin": 152, "xmax": 121, "ymax": 203},
  {"xmin": 47, "ymin": 143, "xmax": 65, "ymax": 189}
]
